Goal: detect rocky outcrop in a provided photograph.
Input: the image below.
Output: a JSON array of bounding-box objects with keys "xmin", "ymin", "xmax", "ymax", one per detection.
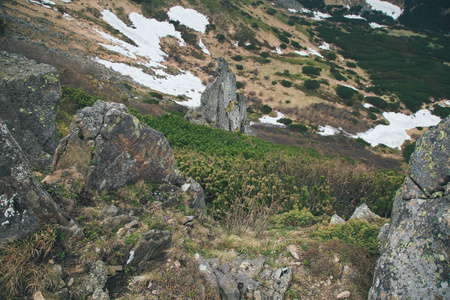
[
  {"xmin": 196, "ymin": 254, "xmax": 293, "ymax": 299},
  {"xmin": 129, "ymin": 230, "xmax": 172, "ymax": 266},
  {"xmin": 0, "ymin": 51, "xmax": 60, "ymax": 169},
  {"xmin": 53, "ymin": 101, "xmax": 184, "ymax": 191},
  {"xmin": 185, "ymin": 57, "xmax": 254, "ymax": 135},
  {"xmin": 349, "ymin": 203, "xmax": 380, "ymax": 221},
  {"xmin": 369, "ymin": 117, "xmax": 450, "ymax": 299},
  {"xmin": 0, "ymin": 120, "xmax": 68, "ymax": 245}
]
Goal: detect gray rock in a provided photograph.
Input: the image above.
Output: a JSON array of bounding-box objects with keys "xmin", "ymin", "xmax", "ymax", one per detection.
[
  {"xmin": 182, "ymin": 177, "xmax": 206, "ymax": 213},
  {"xmin": 81, "ymin": 260, "xmax": 108, "ymax": 296},
  {"xmin": 336, "ymin": 291, "xmax": 351, "ymax": 299},
  {"xmin": 377, "ymin": 223, "xmax": 390, "ymax": 252},
  {"xmin": 349, "ymin": 203, "xmax": 380, "ymax": 221},
  {"xmin": 131, "ymin": 230, "xmax": 172, "ymax": 265},
  {"xmin": 53, "ymin": 101, "xmax": 184, "ymax": 191},
  {"xmin": 185, "ymin": 57, "xmax": 254, "ymax": 135},
  {"xmin": 408, "ymin": 117, "xmax": 450, "ymax": 198},
  {"xmin": 369, "ymin": 117, "xmax": 450, "ymax": 299},
  {"xmin": 0, "ymin": 51, "xmax": 60, "ymax": 169},
  {"xmin": 271, "ymin": 267, "xmax": 293, "ymax": 299},
  {"xmin": 214, "ymin": 269, "xmax": 240, "ymax": 300},
  {"xmin": 330, "ymin": 214, "xmax": 346, "ymax": 224},
  {"xmin": 0, "ymin": 120, "xmax": 68, "ymax": 245}
]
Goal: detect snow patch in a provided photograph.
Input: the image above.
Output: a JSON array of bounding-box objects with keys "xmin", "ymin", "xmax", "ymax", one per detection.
[
  {"xmin": 126, "ymin": 250, "xmax": 135, "ymax": 265},
  {"xmin": 288, "ymin": 8, "xmax": 298, "ymax": 13},
  {"xmin": 308, "ymin": 48, "xmax": 324, "ymax": 58},
  {"xmin": 365, "ymin": 0, "xmax": 403, "ymax": 19},
  {"xmin": 444, "ymin": 100, "xmax": 450, "ymax": 106},
  {"xmin": 319, "ymin": 42, "xmax": 330, "ymax": 50},
  {"xmin": 344, "ymin": 14, "xmax": 366, "ymax": 20},
  {"xmin": 311, "ymin": 11, "xmax": 332, "ymax": 21},
  {"xmin": 295, "ymin": 50, "xmax": 309, "ymax": 56},
  {"xmin": 318, "ymin": 125, "xmax": 346, "ymax": 136},
  {"xmin": 256, "ymin": 111, "xmax": 286, "ymax": 126},
  {"xmin": 63, "ymin": 13, "xmax": 73, "ymax": 21},
  {"xmin": 167, "ymin": 6, "xmax": 209, "ymax": 33},
  {"xmin": 369, "ymin": 22, "xmax": 387, "ymax": 29},
  {"xmin": 273, "ymin": 47, "xmax": 284, "ymax": 55},
  {"xmin": 341, "ymin": 84, "xmax": 359, "ymax": 91},
  {"xmin": 198, "ymin": 38, "xmax": 210, "ymax": 55},
  {"xmin": 363, "ymin": 103, "xmax": 374, "ymax": 109}
]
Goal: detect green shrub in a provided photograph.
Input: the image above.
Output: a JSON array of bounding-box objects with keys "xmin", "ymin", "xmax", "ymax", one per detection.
[
  {"xmin": 336, "ymin": 85, "xmax": 356, "ymax": 100},
  {"xmin": 313, "ymin": 220, "xmax": 381, "ymax": 255},
  {"xmin": 402, "ymin": 141, "xmax": 416, "ymax": 163},
  {"xmin": 236, "ymin": 81, "xmax": 243, "ymax": 89},
  {"xmin": 302, "ymin": 66, "xmax": 322, "ymax": 76},
  {"xmin": 346, "ymin": 61, "xmax": 357, "ymax": 68},
  {"xmin": 267, "ymin": 8, "xmax": 277, "ymax": 15},
  {"xmin": 231, "ymin": 55, "xmax": 243, "ymax": 61},
  {"xmin": 251, "ymin": 22, "xmax": 259, "ymax": 29},
  {"xmin": 291, "ymin": 40, "xmax": 301, "ymax": 49},
  {"xmin": 236, "ymin": 64, "xmax": 244, "ymax": 70},
  {"xmin": 281, "ymin": 80, "xmax": 293, "ymax": 87},
  {"xmin": 304, "ymin": 79, "xmax": 320, "ymax": 90},
  {"xmin": 216, "ymin": 34, "xmax": 225, "ymax": 42},
  {"xmin": 277, "ymin": 118, "xmax": 293, "ymax": 125},
  {"xmin": 365, "ymin": 96, "xmax": 388, "ymax": 109},
  {"xmin": 279, "ymin": 43, "xmax": 288, "ymax": 49},
  {"xmin": 260, "ymin": 52, "xmax": 270, "ymax": 58},
  {"xmin": 61, "ymin": 85, "xmax": 103, "ymax": 109},
  {"xmin": 325, "ymin": 52, "xmax": 337, "ymax": 60},
  {"xmin": 278, "ymin": 34, "xmax": 290, "ymax": 44},
  {"xmin": 273, "ymin": 205, "xmax": 319, "ymax": 228},
  {"xmin": 288, "ymin": 123, "xmax": 308, "ymax": 133},
  {"xmin": 261, "ymin": 104, "xmax": 273, "ymax": 114},
  {"xmin": 143, "ymin": 98, "xmax": 160, "ymax": 105},
  {"xmin": 432, "ymin": 104, "xmax": 450, "ymax": 118},
  {"xmin": 149, "ymin": 91, "xmax": 163, "ymax": 99}
]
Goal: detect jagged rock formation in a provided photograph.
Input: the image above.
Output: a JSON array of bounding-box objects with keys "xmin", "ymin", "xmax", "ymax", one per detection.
[
  {"xmin": 196, "ymin": 254, "xmax": 292, "ymax": 299},
  {"xmin": 53, "ymin": 101, "xmax": 184, "ymax": 191},
  {"xmin": 349, "ymin": 203, "xmax": 380, "ymax": 221},
  {"xmin": 185, "ymin": 57, "xmax": 254, "ymax": 135},
  {"xmin": 369, "ymin": 117, "xmax": 450, "ymax": 299},
  {"xmin": 0, "ymin": 51, "xmax": 60, "ymax": 169},
  {"xmin": 0, "ymin": 120, "xmax": 68, "ymax": 245}
]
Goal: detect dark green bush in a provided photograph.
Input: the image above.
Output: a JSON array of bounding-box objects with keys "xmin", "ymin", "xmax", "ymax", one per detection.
[
  {"xmin": 216, "ymin": 34, "xmax": 225, "ymax": 43},
  {"xmin": 251, "ymin": 22, "xmax": 259, "ymax": 28},
  {"xmin": 346, "ymin": 61, "xmax": 357, "ymax": 68},
  {"xmin": 302, "ymin": 66, "xmax": 321, "ymax": 76},
  {"xmin": 279, "ymin": 43, "xmax": 288, "ymax": 49},
  {"xmin": 143, "ymin": 98, "xmax": 160, "ymax": 105},
  {"xmin": 261, "ymin": 104, "xmax": 273, "ymax": 114},
  {"xmin": 278, "ymin": 34, "xmax": 290, "ymax": 44},
  {"xmin": 61, "ymin": 86, "xmax": 103, "ymax": 109},
  {"xmin": 325, "ymin": 52, "xmax": 337, "ymax": 60},
  {"xmin": 291, "ymin": 40, "xmax": 302, "ymax": 49},
  {"xmin": 231, "ymin": 55, "xmax": 243, "ymax": 61},
  {"xmin": 288, "ymin": 123, "xmax": 308, "ymax": 133},
  {"xmin": 402, "ymin": 141, "xmax": 416, "ymax": 163},
  {"xmin": 281, "ymin": 80, "xmax": 293, "ymax": 87},
  {"xmin": 277, "ymin": 118, "xmax": 293, "ymax": 125},
  {"xmin": 267, "ymin": 8, "xmax": 277, "ymax": 15},
  {"xmin": 432, "ymin": 104, "xmax": 450, "ymax": 118},
  {"xmin": 336, "ymin": 85, "xmax": 356, "ymax": 100},
  {"xmin": 260, "ymin": 52, "xmax": 270, "ymax": 58},
  {"xmin": 365, "ymin": 96, "xmax": 388, "ymax": 109},
  {"xmin": 304, "ymin": 79, "xmax": 320, "ymax": 90},
  {"xmin": 236, "ymin": 64, "xmax": 244, "ymax": 70},
  {"xmin": 149, "ymin": 91, "xmax": 163, "ymax": 99},
  {"xmin": 236, "ymin": 81, "xmax": 243, "ymax": 89}
]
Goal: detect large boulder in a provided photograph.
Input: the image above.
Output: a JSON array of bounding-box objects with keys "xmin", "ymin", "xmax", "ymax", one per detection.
[
  {"xmin": 0, "ymin": 51, "xmax": 60, "ymax": 169},
  {"xmin": 0, "ymin": 120, "xmax": 68, "ymax": 245},
  {"xmin": 369, "ymin": 117, "xmax": 450, "ymax": 299},
  {"xmin": 185, "ymin": 57, "xmax": 254, "ymax": 135},
  {"xmin": 53, "ymin": 101, "xmax": 184, "ymax": 191}
]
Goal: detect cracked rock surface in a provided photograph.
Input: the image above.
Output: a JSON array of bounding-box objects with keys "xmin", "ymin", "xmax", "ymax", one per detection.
[
  {"xmin": 369, "ymin": 117, "xmax": 450, "ymax": 299},
  {"xmin": 0, "ymin": 51, "xmax": 60, "ymax": 169},
  {"xmin": 53, "ymin": 101, "xmax": 184, "ymax": 191}
]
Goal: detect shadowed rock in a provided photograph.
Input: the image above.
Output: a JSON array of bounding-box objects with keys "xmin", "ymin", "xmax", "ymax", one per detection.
[
  {"xmin": 185, "ymin": 57, "xmax": 254, "ymax": 135},
  {"xmin": 0, "ymin": 120, "xmax": 68, "ymax": 245},
  {"xmin": 53, "ymin": 101, "xmax": 184, "ymax": 191},
  {"xmin": 369, "ymin": 117, "xmax": 450, "ymax": 299},
  {"xmin": 0, "ymin": 51, "xmax": 60, "ymax": 169}
]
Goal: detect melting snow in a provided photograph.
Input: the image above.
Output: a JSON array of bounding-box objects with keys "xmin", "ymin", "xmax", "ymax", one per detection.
[
  {"xmin": 369, "ymin": 22, "xmax": 387, "ymax": 29},
  {"xmin": 363, "ymin": 103, "xmax": 374, "ymax": 108},
  {"xmin": 344, "ymin": 14, "xmax": 366, "ymax": 20},
  {"xmin": 445, "ymin": 100, "xmax": 450, "ymax": 106},
  {"xmin": 256, "ymin": 111, "xmax": 286, "ymax": 126},
  {"xmin": 320, "ymin": 110, "xmax": 441, "ymax": 148},
  {"xmin": 167, "ymin": 6, "xmax": 209, "ymax": 33},
  {"xmin": 63, "ymin": 13, "xmax": 73, "ymax": 21},
  {"xmin": 319, "ymin": 42, "xmax": 330, "ymax": 50},
  {"xmin": 295, "ymin": 50, "xmax": 309, "ymax": 56},
  {"xmin": 311, "ymin": 11, "xmax": 332, "ymax": 21},
  {"xmin": 365, "ymin": 0, "xmax": 403, "ymax": 19},
  {"xmin": 288, "ymin": 8, "xmax": 298, "ymax": 13},
  {"xmin": 341, "ymin": 84, "xmax": 359, "ymax": 91},
  {"xmin": 126, "ymin": 250, "xmax": 135, "ymax": 265},
  {"xmin": 198, "ymin": 38, "xmax": 210, "ymax": 55},
  {"xmin": 94, "ymin": 10, "xmax": 206, "ymax": 107},
  {"xmin": 273, "ymin": 47, "xmax": 284, "ymax": 55},
  {"xmin": 308, "ymin": 49, "xmax": 324, "ymax": 58}
]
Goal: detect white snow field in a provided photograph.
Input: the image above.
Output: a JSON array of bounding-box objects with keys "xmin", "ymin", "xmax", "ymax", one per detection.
[
  {"xmin": 94, "ymin": 9, "xmax": 207, "ymax": 107},
  {"xmin": 256, "ymin": 111, "xmax": 286, "ymax": 126},
  {"xmin": 198, "ymin": 38, "xmax": 211, "ymax": 55},
  {"xmin": 318, "ymin": 110, "xmax": 441, "ymax": 148},
  {"xmin": 365, "ymin": 0, "xmax": 403, "ymax": 19},
  {"xmin": 167, "ymin": 6, "xmax": 209, "ymax": 33},
  {"xmin": 344, "ymin": 14, "xmax": 366, "ymax": 20},
  {"xmin": 369, "ymin": 22, "xmax": 387, "ymax": 29}
]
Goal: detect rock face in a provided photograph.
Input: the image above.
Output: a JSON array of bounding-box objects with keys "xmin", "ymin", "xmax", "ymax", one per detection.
[
  {"xmin": 0, "ymin": 51, "xmax": 60, "ymax": 169},
  {"xmin": 349, "ymin": 203, "xmax": 380, "ymax": 221},
  {"xmin": 185, "ymin": 57, "xmax": 253, "ymax": 135},
  {"xmin": 0, "ymin": 120, "xmax": 68, "ymax": 245},
  {"xmin": 53, "ymin": 101, "xmax": 184, "ymax": 191},
  {"xmin": 196, "ymin": 255, "xmax": 293, "ymax": 299},
  {"xmin": 369, "ymin": 117, "xmax": 450, "ymax": 299}
]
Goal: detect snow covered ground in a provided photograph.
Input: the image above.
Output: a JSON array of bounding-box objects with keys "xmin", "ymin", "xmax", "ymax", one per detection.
[
  {"xmin": 344, "ymin": 14, "xmax": 366, "ymax": 20},
  {"xmin": 254, "ymin": 111, "xmax": 286, "ymax": 126},
  {"xmin": 92, "ymin": 8, "xmax": 209, "ymax": 107},
  {"xmin": 319, "ymin": 110, "xmax": 441, "ymax": 149},
  {"xmin": 365, "ymin": 0, "xmax": 403, "ymax": 19},
  {"xmin": 369, "ymin": 22, "xmax": 387, "ymax": 29},
  {"xmin": 167, "ymin": 6, "xmax": 209, "ymax": 33}
]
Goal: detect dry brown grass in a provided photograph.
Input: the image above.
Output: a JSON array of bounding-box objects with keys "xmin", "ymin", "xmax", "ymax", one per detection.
[{"xmin": 0, "ymin": 225, "xmax": 61, "ymax": 298}]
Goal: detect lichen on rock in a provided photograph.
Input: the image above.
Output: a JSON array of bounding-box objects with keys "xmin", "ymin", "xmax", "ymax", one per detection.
[{"xmin": 53, "ymin": 101, "xmax": 184, "ymax": 192}]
